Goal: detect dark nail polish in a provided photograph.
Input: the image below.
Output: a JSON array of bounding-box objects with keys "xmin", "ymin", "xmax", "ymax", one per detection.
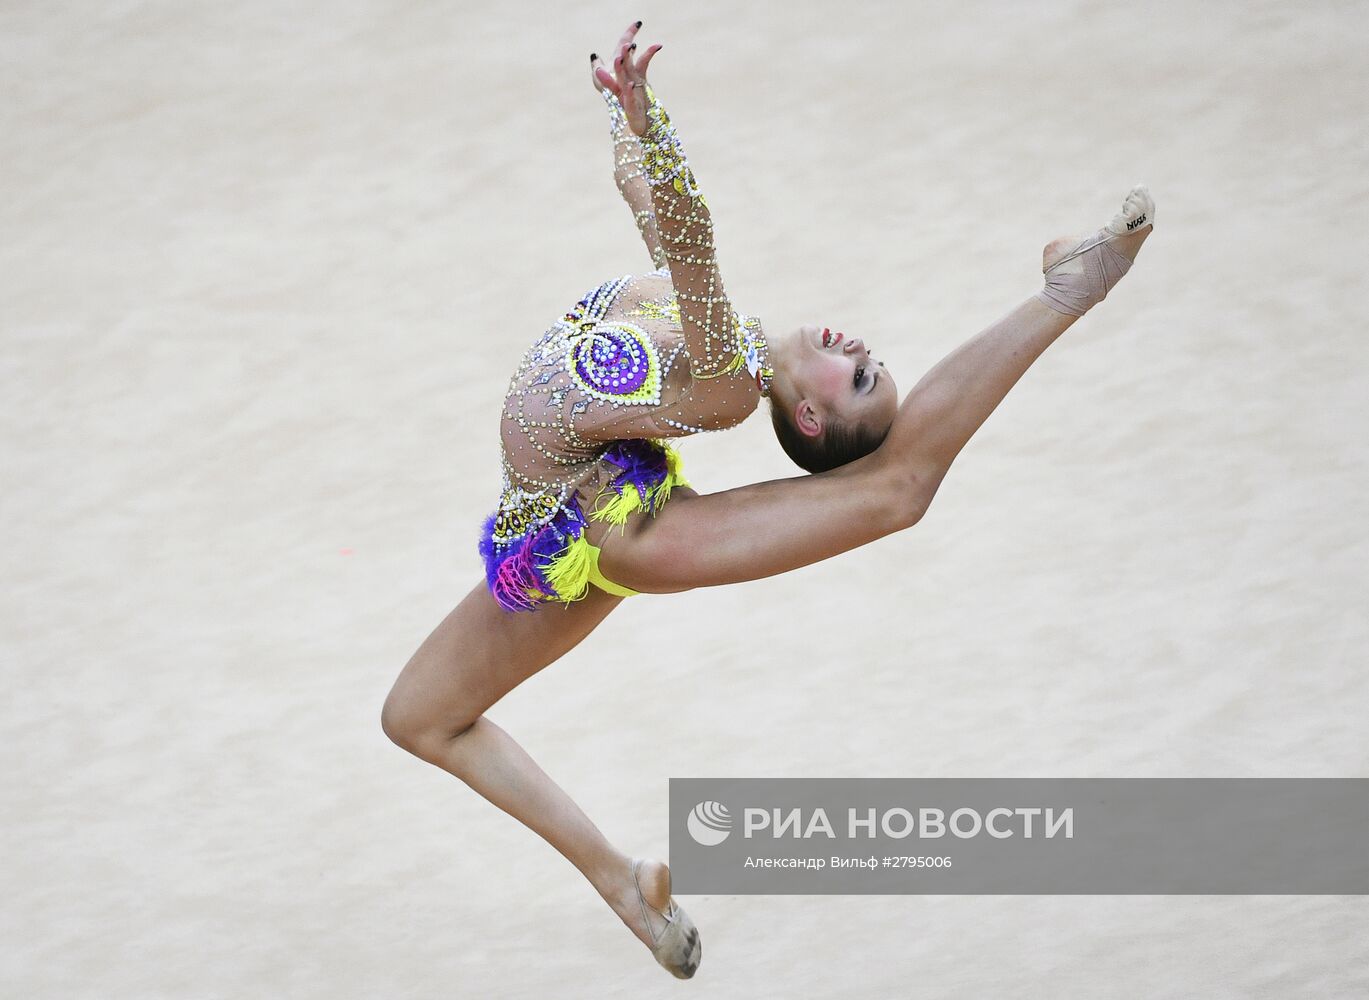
[
  {"xmin": 590, "ymin": 52, "xmax": 597, "ymax": 61},
  {"xmin": 629, "ymin": 43, "xmax": 636, "ymax": 50},
  {"xmin": 635, "ymin": 20, "xmax": 642, "ymax": 28}
]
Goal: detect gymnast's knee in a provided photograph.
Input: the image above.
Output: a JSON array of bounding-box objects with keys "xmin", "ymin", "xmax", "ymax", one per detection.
[
  {"xmin": 379, "ymin": 690, "xmax": 426, "ymax": 757},
  {"xmin": 380, "ymin": 684, "xmax": 477, "ymax": 760}
]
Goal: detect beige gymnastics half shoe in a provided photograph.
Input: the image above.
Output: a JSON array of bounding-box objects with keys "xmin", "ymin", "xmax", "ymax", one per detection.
[
  {"xmin": 631, "ymin": 857, "xmax": 702, "ymax": 979},
  {"xmin": 1045, "ymin": 184, "xmax": 1156, "ymax": 275},
  {"xmin": 1037, "ymin": 185, "xmax": 1156, "ymax": 316}
]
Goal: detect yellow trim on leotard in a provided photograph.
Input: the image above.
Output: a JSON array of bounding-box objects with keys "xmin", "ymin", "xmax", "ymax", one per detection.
[{"xmin": 585, "ymin": 542, "xmax": 641, "ymax": 598}]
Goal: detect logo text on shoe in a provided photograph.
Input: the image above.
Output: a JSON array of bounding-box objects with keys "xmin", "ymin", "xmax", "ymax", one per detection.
[{"xmin": 1126, "ymin": 213, "xmax": 1148, "ymax": 231}]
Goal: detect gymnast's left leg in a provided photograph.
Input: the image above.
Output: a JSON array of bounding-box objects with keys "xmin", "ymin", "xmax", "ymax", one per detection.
[
  {"xmin": 381, "ymin": 579, "xmax": 699, "ymax": 976},
  {"xmin": 599, "ymin": 188, "xmax": 1154, "ymax": 592}
]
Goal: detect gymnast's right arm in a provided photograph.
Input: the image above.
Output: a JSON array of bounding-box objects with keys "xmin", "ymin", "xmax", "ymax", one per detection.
[
  {"xmin": 596, "ymin": 40, "xmax": 742, "ymax": 381},
  {"xmin": 599, "ymin": 85, "xmax": 668, "ymax": 270}
]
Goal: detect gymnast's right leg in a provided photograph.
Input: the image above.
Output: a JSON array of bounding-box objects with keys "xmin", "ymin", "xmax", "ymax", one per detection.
[{"xmin": 380, "ymin": 580, "xmax": 683, "ymax": 968}]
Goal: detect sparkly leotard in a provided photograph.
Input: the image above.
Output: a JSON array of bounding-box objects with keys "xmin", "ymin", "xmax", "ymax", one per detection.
[{"xmin": 478, "ymin": 87, "xmax": 773, "ymax": 612}]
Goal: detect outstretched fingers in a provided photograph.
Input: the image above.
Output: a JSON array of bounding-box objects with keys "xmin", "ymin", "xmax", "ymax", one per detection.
[
  {"xmin": 589, "ymin": 21, "xmax": 659, "ymax": 135},
  {"xmin": 592, "ymin": 20, "xmax": 644, "ymax": 100}
]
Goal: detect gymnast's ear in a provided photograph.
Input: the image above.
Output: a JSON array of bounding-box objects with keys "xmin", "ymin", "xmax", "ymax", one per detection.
[{"xmin": 792, "ymin": 398, "xmax": 823, "ymax": 439}]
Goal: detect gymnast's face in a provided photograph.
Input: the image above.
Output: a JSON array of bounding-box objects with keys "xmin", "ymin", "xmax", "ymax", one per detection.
[{"xmin": 780, "ymin": 324, "xmax": 898, "ymax": 440}]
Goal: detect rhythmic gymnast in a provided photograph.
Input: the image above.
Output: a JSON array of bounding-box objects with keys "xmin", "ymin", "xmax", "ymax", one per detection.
[{"xmin": 382, "ymin": 21, "xmax": 1154, "ymax": 980}]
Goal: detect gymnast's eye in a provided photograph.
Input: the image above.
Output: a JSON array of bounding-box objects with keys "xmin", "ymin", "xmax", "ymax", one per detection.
[{"xmin": 853, "ymin": 365, "xmax": 865, "ymax": 389}]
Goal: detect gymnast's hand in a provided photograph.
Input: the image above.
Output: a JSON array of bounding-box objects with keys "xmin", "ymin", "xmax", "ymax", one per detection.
[{"xmin": 591, "ymin": 20, "xmax": 662, "ymax": 137}]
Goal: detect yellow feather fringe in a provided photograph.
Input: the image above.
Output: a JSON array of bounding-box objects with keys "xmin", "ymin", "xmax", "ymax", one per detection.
[
  {"xmin": 538, "ymin": 534, "xmax": 594, "ymax": 604},
  {"xmin": 589, "ymin": 485, "xmax": 645, "ymax": 527}
]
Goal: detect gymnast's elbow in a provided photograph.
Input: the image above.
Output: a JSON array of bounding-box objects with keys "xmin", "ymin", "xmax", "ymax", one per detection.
[{"xmin": 882, "ymin": 457, "xmax": 944, "ymax": 534}]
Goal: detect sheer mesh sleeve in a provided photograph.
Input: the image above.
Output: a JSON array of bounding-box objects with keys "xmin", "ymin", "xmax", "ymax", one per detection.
[
  {"xmin": 636, "ymin": 86, "xmax": 742, "ymax": 381},
  {"xmin": 603, "ymin": 91, "xmax": 669, "ymax": 270}
]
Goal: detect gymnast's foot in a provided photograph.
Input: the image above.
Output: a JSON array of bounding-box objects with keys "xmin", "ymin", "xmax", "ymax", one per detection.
[
  {"xmin": 1038, "ymin": 185, "xmax": 1155, "ymax": 315},
  {"xmin": 606, "ymin": 856, "xmax": 702, "ymax": 978}
]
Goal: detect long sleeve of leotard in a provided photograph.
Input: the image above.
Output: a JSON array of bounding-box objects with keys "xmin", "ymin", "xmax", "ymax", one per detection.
[
  {"xmin": 636, "ymin": 86, "xmax": 741, "ymax": 381},
  {"xmin": 603, "ymin": 90, "xmax": 669, "ymax": 271}
]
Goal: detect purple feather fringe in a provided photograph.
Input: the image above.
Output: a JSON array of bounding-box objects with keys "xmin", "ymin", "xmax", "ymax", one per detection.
[
  {"xmin": 478, "ymin": 501, "xmax": 588, "ymax": 613},
  {"xmin": 600, "ymin": 440, "xmax": 672, "ymax": 516}
]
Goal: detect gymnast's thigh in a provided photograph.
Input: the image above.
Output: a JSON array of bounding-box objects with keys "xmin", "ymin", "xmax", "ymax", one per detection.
[
  {"xmin": 385, "ymin": 576, "xmax": 625, "ymax": 740},
  {"xmin": 595, "ymin": 456, "xmax": 911, "ymax": 593}
]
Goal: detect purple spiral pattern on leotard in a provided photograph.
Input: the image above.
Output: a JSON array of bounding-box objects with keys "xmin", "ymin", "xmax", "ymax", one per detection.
[{"xmin": 570, "ymin": 324, "xmax": 655, "ymax": 401}]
